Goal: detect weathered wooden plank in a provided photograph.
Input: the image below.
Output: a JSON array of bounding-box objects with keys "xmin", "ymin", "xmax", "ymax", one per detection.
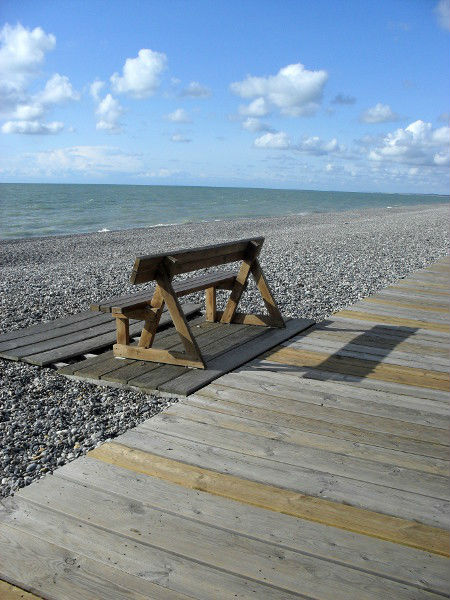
[
  {"xmin": 0, "ymin": 580, "xmax": 42, "ymax": 600},
  {"xmin": 285, "ymin": 337, "xmax": 450, "ymax": 370},
  {"xmin": 0, "ymin": 312, "xmax": 112, "ymax": 353},
  {"xmin": 200, "ymin": 377, "xmax": 450, "ymax": 444},
  {"xmin": 140, "ymin": 412, "xmax": 449, "ymax": 499},
  {"xmin": 251, "ymin": 358, "xmax": 450, "ymax": 402},
  {"xmin": 1, "ymin": 497, "xmax": 306, "ymax": 600},
  {"xmin": 201, "ymin": 372, "xmax": 450, "ymax": 427},
  {"xmin": 263, "ymin": 347, "xmax": 450, "ymax": 391},
  {"xmin": 58, "ymin": 456, "xmax": 450, "ymax": 596},
  {"xmin": 23, "ymin": 303, "xmax": 200, "ymax": 366},
  {"xmin": 186, "ymin": 393, "xmax": 450, "ymax": 459},
  {"xmin": 167, "ymin": 401, "xmax": 450, "ymax": 476},
  {"xmin": 0, "ymin": 310, "xmax": 100, "ymax": 343},
  {"xmin": 343, "ymin": 302, "xmax": 450, "ymax": 323},
  {"xmin": 363, "ymin": 296, "xmax": 449, "ymax": 313},
  {"xmin": 333, "ymin": 310, "xmax": 450, "ymax": 333},
  {"xmin": 160, "ymin": 318, "xmax": 314, "ymax": 395},
  {"xmin": 116, "ymin": 431, "xmax": 450, "ymax": 529},
  {"xmin": 0, "ymin": 524, "xmax": 191, "ymax": 600},
  {"xmin": 89, "ymin": 440, "xmax": 450, "ymax": 552},
  {"xmin": 221, "ymin": 370, "xmax": 450, "ymax": 420},
  {"xmin": 13, "ymin": 476, "xmax": 446, "ymax": 600}
]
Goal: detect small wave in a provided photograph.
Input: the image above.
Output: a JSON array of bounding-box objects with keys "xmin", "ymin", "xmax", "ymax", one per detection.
[{"xmin": 97, "ymin": 228, "xmax": 110, "ymax": 232}]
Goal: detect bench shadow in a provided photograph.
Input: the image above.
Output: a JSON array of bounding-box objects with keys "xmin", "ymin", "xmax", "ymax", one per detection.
[{"xmin": 260, "ymin": 320, "xmax": 420, "ymax": 383}]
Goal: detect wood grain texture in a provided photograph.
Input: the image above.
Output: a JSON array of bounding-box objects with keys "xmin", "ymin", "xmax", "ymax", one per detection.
[{"xmin": 88, "ymin": 442, "xmax": 450, "ymax": 556}]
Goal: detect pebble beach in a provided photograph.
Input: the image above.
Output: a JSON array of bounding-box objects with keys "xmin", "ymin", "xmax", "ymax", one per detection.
[{"xmin": 1, "ymin": 202, "xmax": 449, "ymax": 497}]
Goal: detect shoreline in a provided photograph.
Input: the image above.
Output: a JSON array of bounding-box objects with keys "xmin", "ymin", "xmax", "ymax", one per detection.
[
  {"xmin": 1, "ymin": 200, "xmax": 448, "ymax": 244},
  {"xmin": 1, "ymin": 203, "xmax": 449, "ymax": 497}
]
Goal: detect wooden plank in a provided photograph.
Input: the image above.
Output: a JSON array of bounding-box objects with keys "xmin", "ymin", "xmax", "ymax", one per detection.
[
  {"xmin": 0, "ymin": 580, "xmax": 42, "ymax": 600},
  {"xmin": 1, "ymin": 499, "xmax": 306, "ymax": 600},
  {"xmin": 343, "ymin": 303, "xmax": 450, "ymax": 324},
  {"xmin": 203, "ymin": 372, "xmax": 450, "ymax": 427},
  {"xmin": 0, "ymin": 312, "xmax": 111, "ymax": 352},
  {"xmin": 141, "ymin": 411, "xmax": 449, "ymax": 498},
  {"xmin": 114, "ymin": 431, "xmax": 450, "ymax": 529},
  {"xmin": 250, "ymin": 258, "xmax": 285, "ymax": 327},
  {"xmin": 0, "ymin": 310, "xmax": 100, "ymax": 343},
  {"xmin": 160, "ymin": 318, "xmax": 314, "ymax": 395},
  {"xmin": 13, "ymin": 477, "xmax": 447, "ymax": 600},
  {"xmin": 167, "ymin": 401, "xmax": 450, "ymax": 476},
  {"xmin": 364, "ymin": 297, "xmax": 449, "ymax": 313},
  {"xmin": 89, "ymin": 441, "xmax": 450, "ymax": 554},
  {"xmin": 0, "ymin": 520, "xmax": 203, "ymax": 600},
  {"xmin": 23, "ymin": 303, "xmax": 200, "ymax": 367},
  {"xmin": 58, "ymin": 456, "xmax": 450, "ymax": 596},
  {"xmin": 220, "ymin": 370, "xmax": 450, "ymax": 421},
  {"xmin": 205, "ymin": 286, "xmax": 216, "ymax": 322},
  {"xmin": 186, "ymin": 393, "xmax": 450, "ymax": 459},
  {"xmin": 285, "ymin": 338, "xmax": 450, "ymax": 370},
  {"xmin": 220, "ymin": 241, "xmax": 260, "ymax": 323},
  {"xmin": 333, "ymin": 310, "xmax": 450, "ymax": 333},
  {"xmin": 263, "ymin": 347, "xmax": 450, "ymax": 391}
]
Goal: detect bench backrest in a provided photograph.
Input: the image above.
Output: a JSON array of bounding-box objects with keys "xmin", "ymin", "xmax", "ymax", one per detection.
[{"xmin": 131, "ymin": 237, "xmax": 264, "ymax": 284}]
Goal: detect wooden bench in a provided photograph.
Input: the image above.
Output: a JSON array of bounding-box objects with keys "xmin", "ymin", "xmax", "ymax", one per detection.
[{"xmin": 93, "ymin": 237, "xmax": 284, "ymax": 369}]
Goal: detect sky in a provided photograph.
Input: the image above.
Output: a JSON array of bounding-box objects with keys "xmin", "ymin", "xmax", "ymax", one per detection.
[{"xmin": 0, "ymin": 0, "xmax": 449, "ymax": 193}]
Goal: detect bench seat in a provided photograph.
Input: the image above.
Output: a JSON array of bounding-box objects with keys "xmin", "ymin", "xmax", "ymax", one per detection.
[{"xmin": 92, "ymin": 269, "xmax": 237, "ymax": 314}]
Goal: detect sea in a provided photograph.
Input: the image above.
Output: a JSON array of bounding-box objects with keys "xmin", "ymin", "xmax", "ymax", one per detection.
[{"xmin": 0, "ymin": 183, "xmax": 448, "ymax": 240}]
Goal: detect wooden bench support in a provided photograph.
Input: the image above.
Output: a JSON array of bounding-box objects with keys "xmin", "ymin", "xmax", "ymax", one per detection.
[{"xmin": 106, "ymin": 237, "xmax": 284, "ymax": 369}]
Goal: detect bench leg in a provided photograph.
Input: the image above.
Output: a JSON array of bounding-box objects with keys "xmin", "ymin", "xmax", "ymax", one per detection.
[
  {"xmin": 205, "ymin": 286, "xmax": 217, "ymax": 322},
  {"xmin": 115, "ymin": 315, "xmax": 130, "ymax": 345},
  {"xmin": 138, "ymin": 288, "xmax": 165, "ymax": 348}
]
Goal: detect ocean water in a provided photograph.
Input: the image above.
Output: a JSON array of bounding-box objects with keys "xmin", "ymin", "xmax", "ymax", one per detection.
[{"xmin": 0, "ymin": 183, "xmax": 448, "ymax": 240}]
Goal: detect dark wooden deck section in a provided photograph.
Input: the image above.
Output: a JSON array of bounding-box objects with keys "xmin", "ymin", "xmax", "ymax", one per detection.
[
  {"xmin": 58, "ymin": 317, "xmax": 314, "ymax": 396},
  {"xmin": 1, "ymin": 256, "xmax": 449, "ymax": 600},
  {"xmin": 0, "ymin": 303, "xmax": 201, "ymax": 367}
]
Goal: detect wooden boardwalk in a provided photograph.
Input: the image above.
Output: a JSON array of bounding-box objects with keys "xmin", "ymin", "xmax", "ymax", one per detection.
[{"xmin": 1, "ymin": 256, "xmax": 449, "ymax": 599}]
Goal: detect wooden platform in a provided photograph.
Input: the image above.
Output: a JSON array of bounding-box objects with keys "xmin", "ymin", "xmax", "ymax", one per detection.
[
  {"xmin": 0, "ymin": 303, "xmax": 201, "ymax": 367},
  {"xmin": 57, "ymin": 317, "xmax": 314, "ymax": 396},
  {"xmin": 1, "ymin": 256, "xmax": 449, "ymax": 599}
]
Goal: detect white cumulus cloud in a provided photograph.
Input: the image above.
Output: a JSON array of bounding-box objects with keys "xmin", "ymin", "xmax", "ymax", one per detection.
[
  {"xmin": 435, "ymin": 0, "xmax": 450, "ymax": 30},
  {"xmin": 95, "ymin": 93, "xmax": 123, "ymax": 131},
  {"xmin": 254, "ymin": 131, "xmax": 291, "ymax": 149},
  {"xmin": 90, "ymin": 80, "xmax": 105, "ymax": 102},
  {"xmin": 111, "ymin": 49, "xmax": 167, "ymax": 98},
  {"xmin": 38, "ymin": 73, "xmax": 79, "ymax": 104},
  {"xmin": 361, "ymin": 103, "xmax": 400, "ymax": 123},
  {"xmin": 368, "ymin": 120, "xmax": 450, "ymax": 166},
  {"xmin": 297, "ymin": 136, "xmax": 343, "ymax": 156},
  {"xmin": 2, "ymin": 120, "xmax": 63, "ymax": 134},
  {"xmin": 181, "ymin": 81, "xmax": 211, "ymax": 98},
  {"xmin": 231, "ymin": 62, "xmax": 328, "ymax": 117},
  {"xmin": 165, "ymin": 108, "xmax": 191, "ymax": 123},
  {"xmin": 239, "ymin": 98, "xmax": 270, "ymax": 117},
  {"xmin": 242, "ymin": 117, "xmax": 273, "ymax": 133},
  {"xmin": 0, "ymin": 23, "xmax": 55, "ymax": 106}
]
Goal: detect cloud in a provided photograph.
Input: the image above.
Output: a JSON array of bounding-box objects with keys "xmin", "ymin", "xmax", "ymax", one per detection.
[
  {"xmin": 242, "ymin": 117, "xmax": 273, "ymax": 133},
  {"xmin": 239, "ymin": 98, "xmax": 270, "ymax": 117},
  {"xmin": 0, "ymin": 23, "xmax": 55, "ymax": 108},
  {"xmin": 12, "ymin": 103, "xmax": 44, "ymax": 120},
  {"xmin": 435, "ymin": 0, "xmax": 450, "ymax": 30},
  {"xmin": 180, "ymin": 81, "xmax": 211, "ymax": 98},
  {"xmin": 254, "ymin": 131, "xmax": 291, "ymax": 149},
  {"xmin": 29, "ymin": 145, "xmax": 142, "ymax": 175},
  {"xmin": 165, "ymin": 108, "xmax": 191, "ymax": 123},
  {"xmin": 171, "ymin": 133, "xmax": 191, "ymax": 143},
  {"xmin": 95, "ymin": 93, "xmax": 123, "ymax": 131},
  {"xmin": 253, "ymin": 130, "xmax": 344, "ymax": 156},
  {"xmin": 368, "ymin": 120, "xmax": 450, "ymax": 166},
  {"xmin": 90, "ymin": 80, "xmax": 105, "ymax": 101},
  {"xmin": 296, "ymin": 136, "xmax": 343, "ymax": 156},
  {"xmin": 231, "ymin": 62, "xmax": 328, "ymax": 117},
  {"xmin": 2, "ymin": 120, "xmax": 63, "ymax": 134},
  {"xmin": 331, "ymin": 93, "xmax": 356, "ymax": 105},
  {"xmin": 360, "ymin": 103, "xmax": 400, "ymax": 123},
  {"xmin": 38, "ymin": 73, "xmax": 79, "ymax": 104},
  {"xmin": 111, "ymin": 48, "xmax": 167, "ymax": 98}
]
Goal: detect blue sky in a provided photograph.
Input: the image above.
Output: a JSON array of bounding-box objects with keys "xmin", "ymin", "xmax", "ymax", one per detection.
[{"xmin": 0, "ymin": 0, "xmax": 449, "ymax": 193}]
